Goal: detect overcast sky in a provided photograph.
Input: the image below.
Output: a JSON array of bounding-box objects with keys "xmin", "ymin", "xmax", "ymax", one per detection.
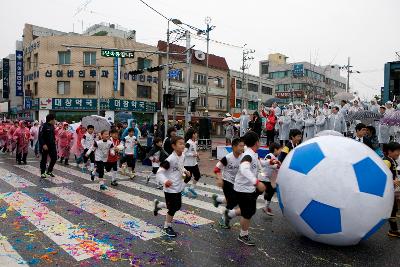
[{"xmin": 1, "ymin": 0, "xmax": 399, "ymax": 99}]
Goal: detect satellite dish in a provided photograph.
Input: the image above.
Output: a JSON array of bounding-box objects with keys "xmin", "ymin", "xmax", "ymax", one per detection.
[{"xmin": 194, "ymin": 50, "xmax": 206, "ymax": 61}]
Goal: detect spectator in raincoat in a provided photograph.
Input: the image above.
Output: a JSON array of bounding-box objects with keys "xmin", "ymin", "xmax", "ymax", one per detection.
[
  {"xmin": 314, "ymin": 110, "xmax": 327, "ymax": 134},
  {"xmin": 239, "ymin": 109, "xmax": 250, "ymax": 137},
  {"xmin": 249, "ymin": 111, "xmax": 263, "ymax": 138},
  {"xmin": 30, "ymin": 121, "xmax": 40, "ymax": 158},
  {"xmin": 121, "ymin": 120, "xmax": 141, "ymax": 140},
  {"xmin": 72, "ymin": 124, "xmax": 86, "ymax": 166},
  {"xmin": 13, "ymin": 121, "xmax": 30, "ymax": 164},
  {"xmin": 292, "ymin": 108, "xmax": 304, "ymax": 131},
  {"xmin": 7, "ymin": 121, "xmax": 19, "ymax": 153},
  {"xmin": 261, "ymin": 108, "xmax": 277, "ymax": 146},
  {"xmin": 328, "ymin": 106, "xmax": 347, "ymax": 134},
  {"xmin": 277, "ymin": 111, "xmax": 291, "ymax": 146},
  {"xmin": 303, "ymin": 112, "xmax": 315, "ymax": 141},
  {"xmin": 58, "ymin": 122, "xmax": 73, "ymax": 165}
]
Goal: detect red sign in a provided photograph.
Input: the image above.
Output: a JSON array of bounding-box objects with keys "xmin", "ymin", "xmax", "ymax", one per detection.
[
  {"xmin": 276, "ymin": 91, "xmax": 304, "ymax": 98},
  {"xmin": 230, "ymin": 78, "xmax": 236, "ymax": 108}
]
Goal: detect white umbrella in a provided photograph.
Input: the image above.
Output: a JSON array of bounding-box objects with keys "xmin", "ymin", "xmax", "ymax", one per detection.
[
  {"xmin": 81, "ymin": 115, "xmax": 111, "ymax": 133},
  {"xmin": 222, "ymin": 117, "xmax": 233, "ymax": 122},
  {"xmin": 333, "ymin": 92, "xmax": 355, "ymax": 102}
]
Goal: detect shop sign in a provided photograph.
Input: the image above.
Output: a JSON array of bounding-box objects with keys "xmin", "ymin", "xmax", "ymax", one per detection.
[
  {"xmin": 15, "ymin": 51, "xmax": 24, "ymax": 96},
  {"xmin": 52, "ymin": 98, "xmax": 98, "ymax": 110}
]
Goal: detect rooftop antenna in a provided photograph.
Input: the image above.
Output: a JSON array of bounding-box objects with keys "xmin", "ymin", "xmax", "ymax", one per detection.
[{"xmin": 74, "ymin": 0, "xmax": 92, "ymax": 17}]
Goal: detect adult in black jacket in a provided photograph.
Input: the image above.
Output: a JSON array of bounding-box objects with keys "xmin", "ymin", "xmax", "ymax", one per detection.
[
  {"xmin": 39, "ymin": 114, "xmax": 57, "ymax": 178},
  {"xmin": 163, "ymin": 127, "xmax": 177, "ymax": 155},
  {"xmin": 250, "ymin": 111, "xmax": 263, "ymax": 138},
  {"xmin": 353, "ymin": 123, "xmax": 373, "ymax": 149}
]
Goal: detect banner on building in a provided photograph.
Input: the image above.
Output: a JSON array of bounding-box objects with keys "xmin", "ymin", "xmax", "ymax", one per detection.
[
  {"xmin": 292, "ymin": 64, "xmax": 304, "ymax": 78},
  {"xmin": 15, "ymin": 51, "xmax": 24, "ymax": 96},
  {"xmin": 113, "ymin": 57, "xmax": 119, "ymax": 91},
  {"xmin": 2, "ymin": 58, "xmax": 10, "ymax": 99},
  {"xmin": 230, "ymin": 78, "xmax": 236, "ymax": 108}
]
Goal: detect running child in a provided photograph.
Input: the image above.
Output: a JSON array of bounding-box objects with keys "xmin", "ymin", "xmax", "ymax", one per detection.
[
  {"xmin": 86, "ymin": 129, "xmax": 115, "ymax": 190},
  {"xmin": 122, "ymin": 128, "xmax": 137, "ymax": 179},
  {"xmin": 212, "ymin": 137, "xmax": 244, "ymax": 229},
  {"xmin": 105, "ymin": 129, "xmax": 121, "ymax": 186},
  {"xmin": 183, "ymin": 128, "xmax": 201, "ymax": 198},
  {"xmin": 259, "ymin": 142, "xmax": 282, "ymax": 216},
  {"xmin": 232, "ymin": 131, "xmax": 266, "ymax": 246},
  {"xmin": 383, "ymin": 142, "xmax": 400, "ymax": 238},
  {"xmin": 81, "ymin": 125, "xmax": 96, "ymax": 175},
  {"xmin": 278, "ymin": 129, "xmax": 302, "ymax": 162},
  {"xmin": 146, "ymin": 137, "xmax": 169, "ymax": 189},
  {"xmin": 153, "ymin": 136, "xmax": 191, "ymax": 237}
]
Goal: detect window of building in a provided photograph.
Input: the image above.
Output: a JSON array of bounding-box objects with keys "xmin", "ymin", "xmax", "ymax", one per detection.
[
  {"xmin": 236, "ymin": 99, "xmax": 242, "ymax": 108},
  {"xmin": 248, "ymin": 83, "xmax": 258, "ymax": 92},
  {"xmin": 121, "ymin": 58, "xmax": 125, "ymax": 66},
  {"xmin": 216, "ymin": 99, "xmax": 224, "ymax": 109},
  {"xmin": 236, "ymin": 80, "xmax": 242, "ymax": 89},
  {"xmin": 248, "ymin": 101, "xmax": 258, "ymax": 110},
  {"xmin": 83, "ymin": 81, "xmax": 96, "ymax": 95},
  {"xmin": 138, "ymin": 57, "xmax": 152, "ymax": 69},
  {"xmin": 120, "ymin": 82, "xmax": 125, "ymax": 97},
  {"xmin": 58, "ymin": 51, "xmax": 71, "ymax": 65},
  {"xmin": 197, "ymin": 96, "xmax": 206, "ymax": 107},
  {"xmin": 84, "ymin": 52, "xmax": 96, "ymax": 65},
  {"xmin": 137, "ymin": 85, "xmax": 151, "ymax": 98},
  {"xmin": 33, "ymin": 83, "xmax": 37, "ymax": 96},
  {"xmin": 57, "ymin": 81, "xmax": 70, "ymax": 95},
  {"xmin": 26, "ymin": 57, "xmax": 31, "ymax": 70},
  {"xmin": 261, "ymin": 63, "xmax": 269, "ymax": 75},
  {"xmin": 261, "ymin": 86, "xmax": 273, "ymax": 95},
  {"xmin": 217, "ymin": 78, "xmax": 224, "ymax": 88},
  {"xmin": 27, "ymin": 84, "xmax": 31, "ymax": 96},
  {"xmin": 33, "ymin": 53, "xmax": 38, "ymax": 69},
  {"xmin": 194, "ymin": 73, "xmax": 207, "ymax": 85},
  {"xmin": 175, "ymin": 94, "xmax": 184, "ymax": 105},
  {"xmin": 171, "ymin": 69, "xmax": 184, "ymax": 82}
]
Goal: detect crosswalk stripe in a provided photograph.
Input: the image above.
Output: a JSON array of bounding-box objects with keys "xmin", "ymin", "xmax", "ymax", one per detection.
[
  {"xmin": 0, "ymin": 233, "xmax": 29, "ymax": 266},
  {"xmin": 82, "ymin": 183, "xmax": 213, "ymax": 227},
  {"xmin": 15, "ymin": 165, "xmax": 73, "ymax": 184},
  {"xmin": 0, "ymin": 191, "xmax": 114, "ymax": 261},
  {"xmin": 118, "ymin": 181, "xmax": 222, "ymax": 214},
  {"xmin": 43, "ymin": 187, "xmax": 162, "ymax": 241},
  {"xmin": 0, "ymin": 167, "xmax": 36, "ymax": 188},
  {"xmin": 53, "ymin": 164, "xmax": 129, "ymax": 182}
]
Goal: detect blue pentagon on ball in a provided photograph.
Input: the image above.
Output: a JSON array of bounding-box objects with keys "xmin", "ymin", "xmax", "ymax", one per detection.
[
  {"xmin": 289, "ymin": 143, "xmax": 325, "ymax": 175},
  {"xmin": 300, "ymin": 200, "xmax": 342, "ymax": 234},
  {"xmin": 353, "ymin": 157, "xmax": 387, "ymax": 197}
]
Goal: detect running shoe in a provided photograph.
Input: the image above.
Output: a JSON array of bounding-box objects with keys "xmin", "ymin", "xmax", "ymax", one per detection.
[
  {"xmin": 153, "ymin": 199, "xmax": 161, "ymax": 216},
  {"xmin": 40, "ymin": 173, "xmax": 47, "ymax": 179},
  {"xmin": 237, "ymin": 235, "xmax": 255, "ymax": 246},
  {"xmin": 90, "ymin": 171, "xmax": 95, "ymax": 181},
  {"xmin": 218, "ymin": 217, "xmax": 230, "ymax": 229},
  {"xmin": 388, "ymin": 230, "xmax": 400, "ymax": 238},
  {"xmin": 164, "ymin": 227, "xmax": 177, "ymax": 238},
  {"xmin": 223, "ymin": 209, "xmax": 231, "ymax": 227},
  {"xmin": 263, "ymin": 207, "xmax": 274, "ymax": 216},
  {"xmin": 212, "ymin": 194, "xmax": 220, "ymax": 208},
  {"xmin": 99, "ymin": 184, "xmax": 107, "ymax": 190},
  {"xmin": 110, "ymin": 180, "xmax": 118, "ymax": 186},
  {"xmin": 187, "ymin": 187, "xmax": 198, "ymax": 199},
  {"xmin": 46, "ymin": 172, "xmax": 55, "ymax": 178}
]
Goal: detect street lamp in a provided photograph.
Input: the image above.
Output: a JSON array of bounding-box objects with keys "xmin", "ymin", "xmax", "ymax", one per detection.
[{"xmin": 164, "ymin": 18, "xmax": 182, "ymax": 135}]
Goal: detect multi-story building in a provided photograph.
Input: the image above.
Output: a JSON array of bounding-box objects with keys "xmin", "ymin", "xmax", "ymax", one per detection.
[
  {"xmin": 260, "ymin": 53, "xmax": 347, "ymax": 104},
  {"xmin": 383, "ymin": 61, "xmax": 400, "ymax": 103},
  {"xmin": 83, "ymin": 22, "xmax": 136, "ymax": 40},
  {"xmin": 157, "ymin": 41, "xmax": 229, "ymax": 136},
  {"xmin": 22, "ymin": 23, "xmax": 159, "ymax": 123},
  {"xmin": 229, "ymin": 70, "xmax": 275, "ymax": 115}
]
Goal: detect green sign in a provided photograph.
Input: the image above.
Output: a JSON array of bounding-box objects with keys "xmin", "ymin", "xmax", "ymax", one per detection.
[
  {"xmin": 52, "ymin": 98, "xmax": 98, "ymax": 110},
  {"xmin": 100, "ymin": 99, "xmax": 158, "ymax": 112},
  {"xmin": 101, "ymin": 49, "xmax": 134, "ymax": 58}
]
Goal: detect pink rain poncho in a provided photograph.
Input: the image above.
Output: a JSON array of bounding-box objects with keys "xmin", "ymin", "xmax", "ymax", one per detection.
[
  {"xmin": 57, "ymin": 123, "xmax": 73, "ymax": 158},
  {"xmin": 13, "ymin": 121, "xmax": 31, "ymax": 154}
]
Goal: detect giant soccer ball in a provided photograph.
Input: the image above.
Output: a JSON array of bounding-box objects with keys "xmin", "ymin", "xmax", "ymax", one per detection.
[{"xmin": 276, "ymin": 135, "xmax": 394, "ymax": 246}]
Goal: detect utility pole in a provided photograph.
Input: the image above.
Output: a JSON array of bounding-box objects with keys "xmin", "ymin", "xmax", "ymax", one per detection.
[
  {"xmin": 185, "ymin": 31, "xmax": 192, "ymax": 129},
  {"xmin": 240, "ymin": 46, "xmax": 255, "ymax": 109},
  {"xmin": 96, "ymin": 64, "xmax": 100, "ymax": 115},
  {"xmin": 204, "ymin": 17, "xmax": 215, "ymax": 116},
  {"xmin": 164, "ymin": 19, "xmax": 171, "ymax": 136},
  {"xmin": 339, "ymin": 57, "xmax": 360, "ymax": 93}
]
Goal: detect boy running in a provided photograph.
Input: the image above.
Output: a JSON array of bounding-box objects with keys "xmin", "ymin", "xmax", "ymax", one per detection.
[
  {"xmin": 105, "ymin": 129, "xmax": 121, "ymax": 186},
  {"xmin": 183, "ymin": 128, "xmax": 201, "ymax": 198},
  {"xmin": 153, "ymin": 136, "xmax": 191, "ymax": 237},
  {"xmin": 81, "ymin": 125, "xmax": 96, "ymax": 175},
  {"xmin": 212, "ymin": 138, "xmax": 244, "ymax": 229},
  {"xmin": 122, "ymin": 128, "xmax": 137, "ymax": 179}
]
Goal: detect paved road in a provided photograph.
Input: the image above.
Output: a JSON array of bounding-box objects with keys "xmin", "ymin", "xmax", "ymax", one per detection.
[{"xmin": 0, "ymin": 154, "xmax": 398, "ymax": 267}]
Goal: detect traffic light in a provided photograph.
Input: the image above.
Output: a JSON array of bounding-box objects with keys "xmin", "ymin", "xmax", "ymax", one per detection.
[
  {"xmin": 163, "ymin": 94, "xmax": 175, "ymax": 108},
  {"xmin": 147, "ymin": 65, "xmax": 164, "ymax": 72},
  {"xmin": 190, "ymin": 101, "xmax": 196, "ymax": 112}
]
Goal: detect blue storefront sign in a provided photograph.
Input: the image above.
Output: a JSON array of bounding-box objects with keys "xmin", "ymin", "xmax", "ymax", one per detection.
[
  {"xmin": 114, "ymin": 57, "xmax": 119, "ymax": 91},
  {"xmin": 24, "ymin": 97, "xmax": 32, "ymax": 110},
  {"xmin": 292, "ymin": 64, "xmax": 304, "ymax": 78},
  {"xmin": 15, "ymin": 50, "xmax": 24, "ymax": 96}
]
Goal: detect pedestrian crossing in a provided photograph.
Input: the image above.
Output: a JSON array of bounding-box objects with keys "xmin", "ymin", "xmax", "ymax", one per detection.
[
  {"xmin": 0, "ymin": 161, "xmax": 279, "ymax": 265},
  {"xmin": 14, "ymin": 165, "xmax": 73, "ymax": 184}
]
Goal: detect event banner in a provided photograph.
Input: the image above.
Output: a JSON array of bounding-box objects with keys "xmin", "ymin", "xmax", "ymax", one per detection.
[{"xmin": 15, "ymin": 51, "xmax": 24, "ymax": 96}]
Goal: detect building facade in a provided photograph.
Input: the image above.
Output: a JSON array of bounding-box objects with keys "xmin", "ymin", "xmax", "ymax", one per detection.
[
  {"xmin": 260, "ymin": 53, "xmax": 347, "ymax": 104},
  {"xmin": 157, "ymin": 41, "xmax": 230, "ymax": 136},
  {"xmin": 22, "ymin": 23, "xmax": 159, "ymax": 123},
  {"xmin": 229, "ymin": 70, "xmax": 274, "ymax": 115},
  {"xmin": 383, "ymin": 61, "xmax": 400, "ymax": 103}
]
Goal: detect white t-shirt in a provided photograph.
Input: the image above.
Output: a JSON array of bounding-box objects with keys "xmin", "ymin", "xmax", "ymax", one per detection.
[
  {"xmin": 123, "ymin": 135, "xmax": 137, "ymax": 155},
  {"xmin": 234, "ymin": 148, "xmax": 259, "ymax": 193},
  {"xmin": 81, "ymin": 132, "xmax": 95, "ymax": 150},
  {"xmin": 259, "ymin": 153, "xmax": 278, "ymax": 182},
  {"xmin": 156, "ymin": 151, "xmax": 187, "ymax": 193},
  {"xmin": 93, "ymin": 139, "xmax": 114, "ymax": 162},
  {"xmin": 184, "ymin": 139, "xmax": 198, "ymax": 166},
  {"xmin": 216, "ymin": 152, "xmax": 243, "ymax": 184}
]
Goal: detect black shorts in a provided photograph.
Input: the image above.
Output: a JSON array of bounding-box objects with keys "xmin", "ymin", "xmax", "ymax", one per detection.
[
  {"xmin": 184, "ymin": 165, "xmax": 201, "ymax": 181},
  {"xmin": 105, "ymin": 161, "xmax": 118, "ymax": 172},
  {"xmin": 152, "ymin": 167, "xmax": 159, "ymax": 174},
  {"xmin": 236, "ymin": 191, "xmax": 258, "ymax": 220},
  {"xmin": 222, "ymin": 180, "xmax": 238, "ymax": 210},
  {"xmin": 124, "ymin": 154, "xmax": 136, "ymax": 168},
  {"xmin": 164, "ymin": 192, "xmax": 182, "ymax": 216},
  {"xmin": 83, "ymin": 148, "xmax": 95, "ymax": 163}
]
